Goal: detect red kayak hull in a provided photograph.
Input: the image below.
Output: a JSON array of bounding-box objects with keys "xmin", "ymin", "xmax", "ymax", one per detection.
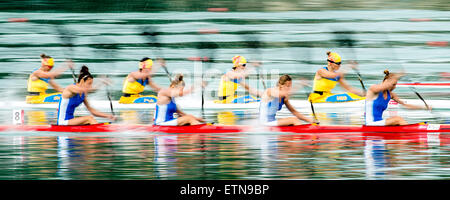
[
  {"xmin": 0, "ymin": 123, "xmax": 448, "ymax": 133},
  {"xmin": 269, "ymin": 123, "xmax": 450, "ymax": 133},
  {"xmin": 0, "ymin": 123, "xmax": 246, "ymax": 133}
]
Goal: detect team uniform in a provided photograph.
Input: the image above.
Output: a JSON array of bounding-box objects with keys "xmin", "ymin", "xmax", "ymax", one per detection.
[
  {"xmin": 26, "ymin": 68, "xmax": 61, "ymax": 103},
  {"xmin": 214, "ymin": 72, "xmax": 258, "ymax": 104},
  {"xmin": 365, "ymin": 91, "xmax": 391, "ymax": 126},
  {"xmin": 153, "ymin": 98, "xmax": 178, "ymax": 126},
  {"xmin": 57, "ymin": 92, "xmax": 85, "ymax": 125},
  {"xmin": 118, "ymin": 75, "xmax": 157, "ymax": 103},
  {"xmin": 259, "ymin": 97, "xmax": 285, "ymax": 126},
  {"xmin": 308, "ymin": 67, "xmax": 364, "ymax": 103},
  {"xmin": 118, "ymin": 58, "xmax": 158, "ymax": 104}
]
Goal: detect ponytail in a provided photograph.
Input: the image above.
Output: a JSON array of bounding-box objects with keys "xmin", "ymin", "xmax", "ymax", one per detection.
[
  {"xmin": 78, "ymin": 65, "xmax": 93, "ymax": 83},
  {"xmin": 278, "ymin": 74, "xmax": 292, "ymax": 86},
  {"xmin": 40, "ymin": 53, "xmax": 52, "ymax": 59},
  {"xmin": 170, "ymin": 74, "xmax": 185, "ymax": 87},
  {"xmin": 383, "ymin": 69, "xmax": 391, "ymax": 82}
]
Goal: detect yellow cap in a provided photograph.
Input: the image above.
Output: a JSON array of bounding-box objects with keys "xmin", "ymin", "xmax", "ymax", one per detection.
[
  {"xmin": 232, "ymin": 55, "xmax": 247, "ymax": 67},
  {"xmin": 327, "ymin": 52, "xmax": 341, "ymax": 63},
  {"xmin": 41, "ymin": 57, "xmax": 54, "ymax": 66},
  {"xmin": 139, "ymin": 59, "xmax": 153, "ymax": 69}
]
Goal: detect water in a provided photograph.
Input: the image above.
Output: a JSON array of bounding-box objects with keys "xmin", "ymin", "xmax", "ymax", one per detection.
[{"xmin": 0, "ymin": 7, "xmax": 449, "ymax": 179}]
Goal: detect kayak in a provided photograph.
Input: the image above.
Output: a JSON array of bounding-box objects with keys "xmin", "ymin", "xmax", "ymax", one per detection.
[
  {"xmin": 0, "ymin": 123, "xmax": 246, "ymax": 133},
  {"xmin": 270, "ymin": 123, "xmax": 450, "ymax": 133},
  {"xmin": 0, "ymin": 123, "xmax": 448, "ymax": 133}
]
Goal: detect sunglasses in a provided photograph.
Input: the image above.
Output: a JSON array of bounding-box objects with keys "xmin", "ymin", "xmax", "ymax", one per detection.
[
  {"xmin": 327, "ymin": 59, "xmax": 341, "ymax": 65},
  {"xmin": 241, "ymin": 64, "xmax": 246, "ymax": 67}
]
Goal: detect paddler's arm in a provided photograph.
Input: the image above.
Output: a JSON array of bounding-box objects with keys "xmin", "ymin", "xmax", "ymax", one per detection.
[
  {"xmin": 48, "ymin": 79, "xmax": 64, "ymax": 93},
  {"xmin": 338, "ymin": 77, "xmax": 365, "ymax": 96},
  {"xmin": 147, "ymin": 77, "xmax": 162, "ymax": 92},
  {"xmin": 284, "ymin": 98, "xmax": 314, "ymax": 123},
  {"xmin": 317, "ymin": 68, "xmax": 343, "ymax": 79},
  {"xmin": 391, "ymin": 92, "xmax": 432, "ymax": 110},
  {"xmin": 83, "ymin": 98, "xmax": 116, "ymax": 120},
  {"xmin": 240, "ymin": 81, "xmax": 263, "ymax": 97},
  {"xmin": 34, "ymin": 60, "xmax": 74, "ymax": 79}
]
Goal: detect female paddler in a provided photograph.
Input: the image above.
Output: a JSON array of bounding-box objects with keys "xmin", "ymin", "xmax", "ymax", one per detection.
[
  {"xmin": 57, "ymin": 66, "xmax": 116, "ymax": 125},
  {"xmin": 308, "ymin": 51, "xmax": 365, "ymax": 103},
  {"xmin": 259, "ymin": 75, "xmax": 315, "ymax": 126},
  {"xmin": 118, "ymin": 57, "xmax": 163, "ymax": 104},
  {"xmin": 215, "ymin": 55, "xmax": 260, "ymax": 104},
  {"xmin": 365, "ymin": 70, "xmax": 431, "ymax": 126},
  {"xmin": 153, "ymin": 74, "xmax": 205, "ymax": 126},
  {"xmin": 26, "ymin": 54, "xmax": 74, "ymax": 103}
]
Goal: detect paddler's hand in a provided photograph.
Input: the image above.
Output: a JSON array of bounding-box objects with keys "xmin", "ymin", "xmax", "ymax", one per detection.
[
  {"xmin": 201, "ymin": 81, "xmax": 208, "ymax": 88},
  {"xmin": 298, "ymin": 78, "xmax": 311, "ymax": 87},
  {"xmin": 66, "ymin": 60, "xmax": 74, "ymax": 70},
  {"xmin": 157, "ymin": 58, "xmax": 166, "ymax": 67},
  {"xmin": 348, "ymin": 60, "xmax": 358, "ymax": 70},
  {"xmin": 98, "ymin": 76, "xmax": 113, "ymax": 86},
  {"xmin": 426, "ymin": 105, "xmax": 432, "ymax": 111},
  {"xmin": 250, "ymin": 61, "xmax": 262, "ymax": 68},
  {"xmin": 107, "ymin": 115, "xmax": 117, "ymax": 121},
  {"xmin": 196, "ymin": 117, "xmax": 206, "ymax": 123}
]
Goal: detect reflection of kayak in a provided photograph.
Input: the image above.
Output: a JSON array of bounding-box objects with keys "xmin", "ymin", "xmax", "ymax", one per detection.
[
  {"xmin": 0, "ymin": 123, "xmax": 448, "ymax": 133},
  {"xmin": 279, "ymin": 131, "xmax": 450, "ymax": 146},
  {"xmin": 6, "ymin": 99, "xmax": 450, "ymax": 110}
]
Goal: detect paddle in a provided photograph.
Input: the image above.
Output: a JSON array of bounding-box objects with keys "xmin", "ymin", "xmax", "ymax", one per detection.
[
  {"xmin": 105, "ymin": 80, "xmax": 115, "ymax": 116},
  {"xmin": 333, "ymin": 30, "xmax": 366, "ymax": 93},
  {"xmin": 140, "ymin": 26, "xmax": 172, "ymax": 82},
  {"xmin": 287, "ymin": 37, "xmax": 319, "ymax": 124},
  {"xmin": 242, "ymin": 34, "xmax": 266, "ymax": 90},
  {"xmin": 91, "ymin": 36, "xmax": 120, "ymax": 118},
  {"xmin": 55, "ymin": 25, "xmax": 77, "ymax": 83},
  {"xmin": 196, "ymin": 35, "xmax": 219, "ymax": 119},
  {"xmin": 382, "ymin": 34, "xmax": 431, "ymax": 111},
  {"xmin": 303, "ymin": 83, "xmax": 319, "ymax": 124}
]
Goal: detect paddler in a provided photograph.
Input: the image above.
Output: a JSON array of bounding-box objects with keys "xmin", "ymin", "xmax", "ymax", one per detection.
[
  {"xmin": 118, "ymin": 57, "xmax": 163, "ymax": 104},
  {"xmin": 153, "ymin": 74, "xmax": 205, "ymax": 126},
  {"xmin": 308, "ymin": 51, "xmax": 365, "ymax": 103},
  {"xmin": 57, "ymin": 66, "xmax": 116, "ymax": 125},
  {"xmin": 215, "ymin": 55, "xmax": 260, "ymax": 104},
  {"xmin": 365, "ymin": 70, "xmax": 431, "ymax": 126},
  {"xmin": 26, "ymin": 54, "xmax": 74, "ymax": 103},
  {"xmin": 259, "ymin": 75, "xmax": 315, "ymax": 126}
]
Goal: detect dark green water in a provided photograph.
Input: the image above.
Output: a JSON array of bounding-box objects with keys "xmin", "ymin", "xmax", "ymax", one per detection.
[{"xmin": 0, "ymin": 3, "xmax": 449, "ymax": 179}]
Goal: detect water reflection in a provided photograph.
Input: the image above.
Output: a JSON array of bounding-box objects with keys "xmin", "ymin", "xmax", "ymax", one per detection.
[
  {"xmin": 364, "ymin": 139, "xmax": 387, "ymax": 179},
  {"xmin": 0, "ymin": 130, "xmax": 448, "ymax": 179}
]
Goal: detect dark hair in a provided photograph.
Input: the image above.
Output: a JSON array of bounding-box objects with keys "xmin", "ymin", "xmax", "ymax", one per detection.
[
  {"xmin": 170, "ymin": 74, "xmax": 185, "ymax": 87},
  {"xmin": 326, "ymin": 51, "xmax": 331, "ymax": 56},
  {"xmin": 383, "ymin": 69, "xmax": 392, "ymax": 82},
  {"xmin": 140, "ymin": 57, "xmax": 150, "ymax": 62},
  {"xmin": 78, "ymin": 65, "xmax": 93, "ymax": 83},
  {"xmin": 40, "ymin": 53, "xmax": 52, "ymax": 59},
  {"xmin": 278, "ymin": 74, "xmax": 292, "ymax": 86}
]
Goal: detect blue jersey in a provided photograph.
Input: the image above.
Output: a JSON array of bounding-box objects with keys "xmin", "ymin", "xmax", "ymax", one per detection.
[
  {"xmin": 365, "ymin": 90, "xmax": 390, "ymax": 123},
  {"xmin": 57, "ymin": 91, "xmax": 85, "ymax": 125},
  {"xmin": 154, "ymin": 98, "xmax": 178, "ymax": 125},
  {"xmin": 259, "ymin": 97, "xmax": 285, "ymax": 123}
]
